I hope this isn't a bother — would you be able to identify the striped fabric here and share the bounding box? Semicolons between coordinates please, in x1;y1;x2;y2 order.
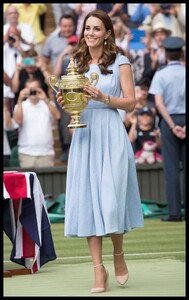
3;171;56;273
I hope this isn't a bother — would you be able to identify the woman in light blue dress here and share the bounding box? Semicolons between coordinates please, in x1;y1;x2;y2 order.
56;9;144;293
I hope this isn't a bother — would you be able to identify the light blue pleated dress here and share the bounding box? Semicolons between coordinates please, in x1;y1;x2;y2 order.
64;54;144;237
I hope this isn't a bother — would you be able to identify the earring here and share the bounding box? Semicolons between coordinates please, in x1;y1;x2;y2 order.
104;39;107;45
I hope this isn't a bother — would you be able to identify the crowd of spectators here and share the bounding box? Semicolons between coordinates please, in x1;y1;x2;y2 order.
3;3;185;168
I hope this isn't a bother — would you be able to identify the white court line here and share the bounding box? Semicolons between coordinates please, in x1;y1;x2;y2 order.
55;251;185;260
4;251;185;263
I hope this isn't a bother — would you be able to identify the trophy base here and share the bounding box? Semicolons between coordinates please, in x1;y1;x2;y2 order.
68;123;87;128
68;114;87;128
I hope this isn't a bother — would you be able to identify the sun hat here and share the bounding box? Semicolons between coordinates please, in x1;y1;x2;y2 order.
151;21;171;36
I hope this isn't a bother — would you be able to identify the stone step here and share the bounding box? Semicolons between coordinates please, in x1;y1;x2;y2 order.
44;4;56;36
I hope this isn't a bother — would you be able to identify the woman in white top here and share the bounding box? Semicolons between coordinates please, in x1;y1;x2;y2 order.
112;16;132;55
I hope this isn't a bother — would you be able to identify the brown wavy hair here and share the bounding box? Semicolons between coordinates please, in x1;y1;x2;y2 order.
73;9;120;75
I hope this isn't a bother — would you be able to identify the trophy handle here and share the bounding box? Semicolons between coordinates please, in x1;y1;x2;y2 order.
49;75;59;94
89;72;99;86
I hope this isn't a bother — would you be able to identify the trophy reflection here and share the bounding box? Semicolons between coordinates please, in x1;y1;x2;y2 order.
49;57;99;128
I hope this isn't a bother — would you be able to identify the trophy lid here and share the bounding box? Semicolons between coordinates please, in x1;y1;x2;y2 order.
59;56;88;88
66;57;79;76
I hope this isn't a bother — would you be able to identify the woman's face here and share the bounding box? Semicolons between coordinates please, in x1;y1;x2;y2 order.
113;20;122;37
84;16;110;49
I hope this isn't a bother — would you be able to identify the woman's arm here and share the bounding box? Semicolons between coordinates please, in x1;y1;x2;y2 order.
11;63;22;93
128;116;137;143
4;71;12;88
13;88;29;125
35;56;51;85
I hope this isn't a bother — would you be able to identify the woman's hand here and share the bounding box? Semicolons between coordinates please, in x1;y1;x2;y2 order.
18;88;30;102
36;88;47;101
83;82;103;101
56;91;65;109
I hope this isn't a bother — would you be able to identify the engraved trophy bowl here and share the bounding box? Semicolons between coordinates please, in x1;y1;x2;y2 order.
49;57;99;128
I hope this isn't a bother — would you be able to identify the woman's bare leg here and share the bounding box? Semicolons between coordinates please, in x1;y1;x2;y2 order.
87;236;107;289
110;233;128;276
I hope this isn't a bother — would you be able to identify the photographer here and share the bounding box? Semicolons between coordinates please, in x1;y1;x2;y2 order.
12;49;51;104
13;78;61;168
4;25;31;57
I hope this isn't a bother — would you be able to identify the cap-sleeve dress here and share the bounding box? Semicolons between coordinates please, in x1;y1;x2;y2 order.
64;54;144;237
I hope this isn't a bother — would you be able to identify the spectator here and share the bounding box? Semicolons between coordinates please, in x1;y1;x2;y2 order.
127;25;152;84
51;4;76;35
151;4;185;38
53;35;79;77
136;77;156;111
4;104;18;167
128;106;161;155
42;14;76;70
125;77;157;133
42;14;76;162
72;3;97;36
13;78;61;168
175;3;186;40
4;4;35;52
12;48;51;103
126;3;151;29
112;16;132;56
12;3;47;55
143;21;171;81
3;25;23;116
96;3;128;23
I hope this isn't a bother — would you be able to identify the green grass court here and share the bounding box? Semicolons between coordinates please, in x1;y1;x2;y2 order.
3;218;186;297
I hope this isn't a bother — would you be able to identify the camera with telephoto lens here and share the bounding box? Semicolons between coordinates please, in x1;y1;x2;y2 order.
8;34;16;42
29;89;37;96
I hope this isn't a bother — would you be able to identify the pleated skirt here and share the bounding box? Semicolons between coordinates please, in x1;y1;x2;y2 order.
64;107;144;237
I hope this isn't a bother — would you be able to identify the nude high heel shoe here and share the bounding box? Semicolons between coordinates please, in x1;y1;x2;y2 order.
114;251;129;285
91;264;109;293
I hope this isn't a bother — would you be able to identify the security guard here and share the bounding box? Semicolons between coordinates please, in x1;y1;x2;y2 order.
149;36;185;221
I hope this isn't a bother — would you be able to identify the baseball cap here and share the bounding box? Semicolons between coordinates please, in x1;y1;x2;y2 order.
67;35;79;44
137;106;153;116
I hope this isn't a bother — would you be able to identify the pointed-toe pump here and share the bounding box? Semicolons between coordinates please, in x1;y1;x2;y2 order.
114;251;129;285
91;264;109;293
